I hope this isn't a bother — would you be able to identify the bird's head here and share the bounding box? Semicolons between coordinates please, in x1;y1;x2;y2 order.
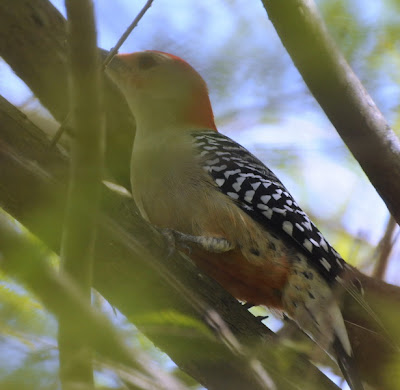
106;50;216;131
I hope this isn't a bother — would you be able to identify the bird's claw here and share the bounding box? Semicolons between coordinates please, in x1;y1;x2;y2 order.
159;228;193;257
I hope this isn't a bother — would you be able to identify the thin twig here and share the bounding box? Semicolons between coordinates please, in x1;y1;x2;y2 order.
50;111;71;147
373;215;397;280
50;0;154;148
102;0;154;69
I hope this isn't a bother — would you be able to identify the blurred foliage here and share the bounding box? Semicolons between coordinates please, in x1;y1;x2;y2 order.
1;0;400;389
0;275;58;389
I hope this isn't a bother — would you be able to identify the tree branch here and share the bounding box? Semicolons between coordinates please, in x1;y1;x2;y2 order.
0;210;192;390
57;0;105;388
52;0;154;147
1;0;400;388
373;216;397;280
101;0;154;68
261;0;400;225
0;94;340;390
0;210;168;387
0;0;134;189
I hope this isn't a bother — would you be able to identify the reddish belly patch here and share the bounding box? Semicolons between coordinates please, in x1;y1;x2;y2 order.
189;248;289;308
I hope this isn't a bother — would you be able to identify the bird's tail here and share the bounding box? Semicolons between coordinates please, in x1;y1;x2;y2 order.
333;337;364;390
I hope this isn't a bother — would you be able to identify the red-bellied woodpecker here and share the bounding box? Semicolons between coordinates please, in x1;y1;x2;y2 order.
106;50;364;390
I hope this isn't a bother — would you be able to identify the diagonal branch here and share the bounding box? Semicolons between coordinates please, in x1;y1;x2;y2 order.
373;216;397;280
0;94;340;390
0;0;134;189
51;0;154;147
101;0;154;68
0;210;191;390
0;210;166;387
261;0;400;224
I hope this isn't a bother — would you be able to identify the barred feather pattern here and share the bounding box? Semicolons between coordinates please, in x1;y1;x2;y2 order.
191;130;352;285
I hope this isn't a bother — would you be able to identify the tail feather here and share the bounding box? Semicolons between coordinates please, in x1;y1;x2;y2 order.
333;337;364;390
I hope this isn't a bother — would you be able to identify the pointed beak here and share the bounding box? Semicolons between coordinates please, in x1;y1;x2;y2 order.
104;52;144;92
105;54;128;78
104;55;136;93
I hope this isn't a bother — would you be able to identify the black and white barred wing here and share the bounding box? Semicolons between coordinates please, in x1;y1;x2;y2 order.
191;130;349;284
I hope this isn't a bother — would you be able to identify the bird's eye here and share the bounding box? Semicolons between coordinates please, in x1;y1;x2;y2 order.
137;54;158;70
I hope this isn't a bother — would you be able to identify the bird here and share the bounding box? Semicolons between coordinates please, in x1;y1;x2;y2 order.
105;50;364;390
